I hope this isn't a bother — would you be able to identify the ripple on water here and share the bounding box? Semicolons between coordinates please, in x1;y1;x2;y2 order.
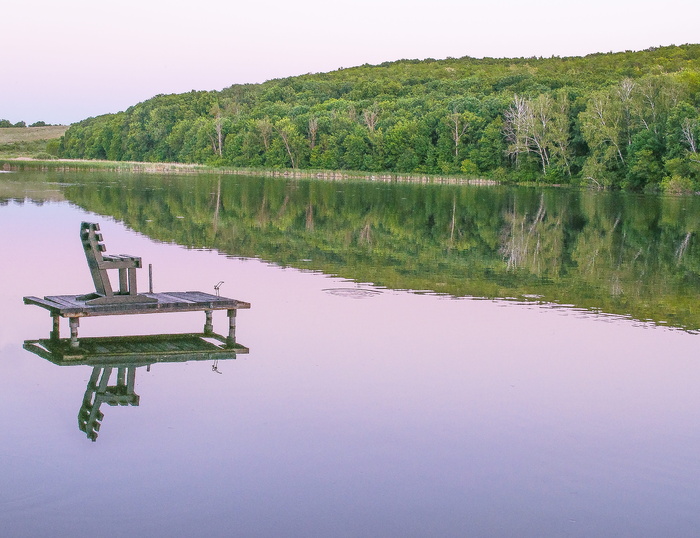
322;287;381;299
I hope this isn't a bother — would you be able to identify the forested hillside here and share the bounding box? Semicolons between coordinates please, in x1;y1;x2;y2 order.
59;45;700;191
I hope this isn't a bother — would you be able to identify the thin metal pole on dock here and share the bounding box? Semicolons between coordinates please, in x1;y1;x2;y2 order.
149;264;153;293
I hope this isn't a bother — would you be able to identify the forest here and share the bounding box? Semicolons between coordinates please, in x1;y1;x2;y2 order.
58;45;700;191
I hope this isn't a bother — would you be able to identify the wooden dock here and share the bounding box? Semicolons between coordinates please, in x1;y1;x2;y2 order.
23;291;251;348
23;221;251;350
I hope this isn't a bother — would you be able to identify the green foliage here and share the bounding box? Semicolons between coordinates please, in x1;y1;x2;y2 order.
660;174;696;194
45;139;60;156
625;130;665;190
58;45;700;189
0;140;52;158
32;151;56;160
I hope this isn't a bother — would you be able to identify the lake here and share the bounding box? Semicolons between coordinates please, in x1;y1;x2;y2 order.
2;169;700;537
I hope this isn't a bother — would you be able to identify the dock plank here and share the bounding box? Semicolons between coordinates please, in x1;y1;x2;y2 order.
170;291;220;302
152;292;198;305
45;295;88;308
25;291;250;318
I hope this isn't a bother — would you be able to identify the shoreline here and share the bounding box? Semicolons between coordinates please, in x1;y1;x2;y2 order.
0;157;500;186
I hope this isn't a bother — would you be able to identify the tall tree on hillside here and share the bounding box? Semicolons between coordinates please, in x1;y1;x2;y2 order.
549;91;572;176
579;86;628;186
630;75;681;135
274;118;304;168
504;92;572;176
256;117;274;151
362;103;379;133
209;99;241;158
210;103;224;157
504;95;546;173
446;107;478;159
308;116;319;150
682;118;698;158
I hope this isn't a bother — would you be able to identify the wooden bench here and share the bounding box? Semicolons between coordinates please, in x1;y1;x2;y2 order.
79;222;156;305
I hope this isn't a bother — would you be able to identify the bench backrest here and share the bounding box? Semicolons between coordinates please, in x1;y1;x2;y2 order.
80;222;113;296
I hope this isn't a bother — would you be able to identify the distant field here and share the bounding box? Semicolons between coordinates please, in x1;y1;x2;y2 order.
0;125;68;144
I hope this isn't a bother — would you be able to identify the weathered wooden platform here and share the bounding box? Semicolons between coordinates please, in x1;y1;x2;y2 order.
23;291;249;317
23;332;248;366
23;291;251;348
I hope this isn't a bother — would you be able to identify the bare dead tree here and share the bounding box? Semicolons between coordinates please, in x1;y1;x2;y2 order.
278;130;296;168
363;103;379;132
616;78;635;145
504;95;530;167
504;94;552;173
617;78;636;102
275;120;297;168
256;118;273;150
529;95;552;172
681;118;698;155
447;107;470;158
209;103;224;157
308;116;319;149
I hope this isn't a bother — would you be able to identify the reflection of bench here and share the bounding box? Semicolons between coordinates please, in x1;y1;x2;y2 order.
79;366;139;441
79;222;156;305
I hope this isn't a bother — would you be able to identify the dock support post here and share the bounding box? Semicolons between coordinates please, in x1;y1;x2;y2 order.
227;309;237;346
117;368;126;392
69;317;80;348
204;310;213;335
51;315;60;342
127;367;136;394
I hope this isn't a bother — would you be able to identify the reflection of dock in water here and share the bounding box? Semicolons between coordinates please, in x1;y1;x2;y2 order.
23;331;247;366
23;333;248;441
22;221;252;441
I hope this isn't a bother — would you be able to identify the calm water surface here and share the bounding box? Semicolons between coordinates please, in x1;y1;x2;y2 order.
2;170;700;537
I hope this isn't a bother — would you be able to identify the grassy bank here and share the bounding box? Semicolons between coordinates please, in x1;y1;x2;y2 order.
0;126;69;144
0;157;499;185
0;125;69;159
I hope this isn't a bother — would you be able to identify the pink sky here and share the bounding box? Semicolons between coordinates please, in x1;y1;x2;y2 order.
2;0;698;125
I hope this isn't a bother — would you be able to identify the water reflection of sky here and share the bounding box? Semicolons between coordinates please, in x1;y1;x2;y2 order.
2;192;700;536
